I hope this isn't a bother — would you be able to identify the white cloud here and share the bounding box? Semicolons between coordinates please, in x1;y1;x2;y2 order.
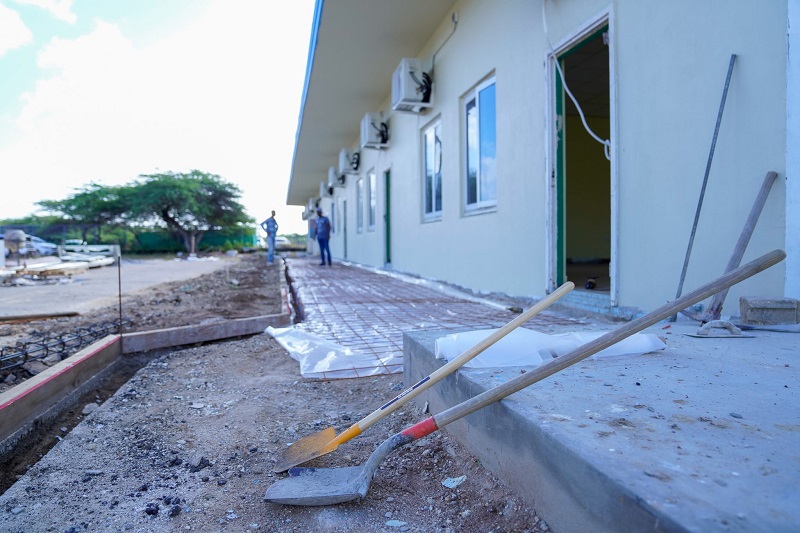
0;0;313;233
0;4;33;56
14;0;76;24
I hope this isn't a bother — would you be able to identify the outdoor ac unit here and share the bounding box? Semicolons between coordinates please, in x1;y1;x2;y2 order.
320;180;333;198
302;198;316;220
391;58;433;113
360;112;389;149
338;148;360;175
328;166;346;188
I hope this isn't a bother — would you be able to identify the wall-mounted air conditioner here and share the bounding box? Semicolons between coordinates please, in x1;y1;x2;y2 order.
320;180;333;198
360;112;389;149
338;148;360;175
302;198;316;220
392;58;433;113
328;166;346;188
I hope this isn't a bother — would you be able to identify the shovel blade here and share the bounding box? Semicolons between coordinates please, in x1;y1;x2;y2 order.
264;466;371;506
273;427;338;473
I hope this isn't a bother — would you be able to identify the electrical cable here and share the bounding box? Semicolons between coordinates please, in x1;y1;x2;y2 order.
542;0;611;161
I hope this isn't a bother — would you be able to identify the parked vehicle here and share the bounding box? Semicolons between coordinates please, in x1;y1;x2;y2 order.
28;236;58;256
0;233;58;257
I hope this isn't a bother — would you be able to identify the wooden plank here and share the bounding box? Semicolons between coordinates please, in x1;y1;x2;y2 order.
0;312;80;323
121;313;292;354
0;335;120;446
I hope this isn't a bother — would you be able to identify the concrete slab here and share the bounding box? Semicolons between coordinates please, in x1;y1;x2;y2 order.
0;335;121;455
404;322;799;533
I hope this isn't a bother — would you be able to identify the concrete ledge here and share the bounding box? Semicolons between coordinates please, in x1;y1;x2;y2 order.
403;328;799;533
121;312;291;354
0;335;121;455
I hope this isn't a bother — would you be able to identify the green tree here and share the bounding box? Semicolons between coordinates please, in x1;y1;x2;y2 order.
37;183;128;243
129;170;252;254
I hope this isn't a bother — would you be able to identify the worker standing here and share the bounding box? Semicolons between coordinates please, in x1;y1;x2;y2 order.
260;210;279;266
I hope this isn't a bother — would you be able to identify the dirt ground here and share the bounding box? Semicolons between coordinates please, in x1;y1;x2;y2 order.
0;253;549;532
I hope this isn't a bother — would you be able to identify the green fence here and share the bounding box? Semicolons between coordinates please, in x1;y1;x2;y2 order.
135;228;258;253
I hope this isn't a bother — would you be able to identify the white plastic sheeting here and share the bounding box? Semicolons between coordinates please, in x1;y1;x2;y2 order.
266;326;403;379
435;328;666;369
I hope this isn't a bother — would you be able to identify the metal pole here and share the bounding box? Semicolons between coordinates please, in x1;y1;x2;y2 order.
670;54;737;321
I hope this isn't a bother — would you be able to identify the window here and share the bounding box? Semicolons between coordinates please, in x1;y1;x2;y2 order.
367;170;377;230
465;77;496;211
356;178;364;233
423;119;442;220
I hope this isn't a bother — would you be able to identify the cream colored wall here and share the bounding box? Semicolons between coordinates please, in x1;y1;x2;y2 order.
614;0;787;311
383;0;550;296
325;0;789;314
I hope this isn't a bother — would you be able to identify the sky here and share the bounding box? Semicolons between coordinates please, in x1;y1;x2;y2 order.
0;0;316;235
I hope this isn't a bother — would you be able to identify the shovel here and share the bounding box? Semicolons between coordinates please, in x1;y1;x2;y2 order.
272;281;575;472
264;249;785;505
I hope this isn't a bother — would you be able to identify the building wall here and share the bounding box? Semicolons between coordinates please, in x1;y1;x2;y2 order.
614;0;787;311
324;0;789;314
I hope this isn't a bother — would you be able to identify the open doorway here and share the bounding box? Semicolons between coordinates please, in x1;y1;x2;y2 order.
551;22;612;295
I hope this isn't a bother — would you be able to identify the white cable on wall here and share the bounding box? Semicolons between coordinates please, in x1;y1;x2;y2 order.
542;0;611;161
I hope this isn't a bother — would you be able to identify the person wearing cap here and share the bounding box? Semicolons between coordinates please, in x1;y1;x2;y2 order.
315;208;332;266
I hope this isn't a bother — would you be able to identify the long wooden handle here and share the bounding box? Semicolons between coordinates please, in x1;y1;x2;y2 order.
701;171;777;321
433;249;785;429
356;282;575;431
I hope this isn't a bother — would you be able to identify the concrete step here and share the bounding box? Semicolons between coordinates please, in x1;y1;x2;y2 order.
403;324;798;533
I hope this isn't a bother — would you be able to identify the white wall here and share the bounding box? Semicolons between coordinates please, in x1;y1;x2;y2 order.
787;0;800;298
614;0;788;311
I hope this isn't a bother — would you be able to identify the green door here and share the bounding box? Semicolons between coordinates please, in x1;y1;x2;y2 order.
384;170;391;265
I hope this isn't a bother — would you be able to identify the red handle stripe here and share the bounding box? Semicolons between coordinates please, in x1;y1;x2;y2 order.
401;416;439;440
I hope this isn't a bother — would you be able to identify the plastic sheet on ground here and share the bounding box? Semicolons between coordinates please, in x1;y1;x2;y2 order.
266;326;403;379
435;328;666;369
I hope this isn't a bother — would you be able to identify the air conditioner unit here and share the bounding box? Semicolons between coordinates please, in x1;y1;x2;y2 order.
392;58;433;113
360;112;389;149
320;180;333;198
328;166;346;188
303;198;316;220
338;148;360;175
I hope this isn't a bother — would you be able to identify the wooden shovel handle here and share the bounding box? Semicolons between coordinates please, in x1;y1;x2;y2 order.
433;249;785;430
356;282;575;431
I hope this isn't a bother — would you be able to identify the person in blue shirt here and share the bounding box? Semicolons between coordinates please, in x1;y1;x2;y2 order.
315;208;332;266
260;210;278;265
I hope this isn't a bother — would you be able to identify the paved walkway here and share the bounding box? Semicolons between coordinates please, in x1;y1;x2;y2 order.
283;256;583;376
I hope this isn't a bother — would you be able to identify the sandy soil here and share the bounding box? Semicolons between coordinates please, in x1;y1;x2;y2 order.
0;253;549;532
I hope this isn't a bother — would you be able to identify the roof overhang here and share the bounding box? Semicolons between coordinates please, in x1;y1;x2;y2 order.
286;0;457;205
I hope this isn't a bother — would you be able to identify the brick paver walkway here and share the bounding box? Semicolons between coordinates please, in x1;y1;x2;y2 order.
283;257;582;378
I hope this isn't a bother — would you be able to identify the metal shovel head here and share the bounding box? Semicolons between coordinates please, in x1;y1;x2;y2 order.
264;465;371;506
273;427;337;473
266;430;408;506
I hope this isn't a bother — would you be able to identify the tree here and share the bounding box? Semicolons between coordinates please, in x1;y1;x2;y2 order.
37;183;128;243
129;170;252;254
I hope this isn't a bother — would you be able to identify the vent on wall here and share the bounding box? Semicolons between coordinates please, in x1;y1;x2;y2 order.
392;58;433;113
338;148;360;175
361;112;389;149
328;166;346;188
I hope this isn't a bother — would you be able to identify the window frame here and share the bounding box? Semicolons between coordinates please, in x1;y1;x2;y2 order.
463;76;497;214
367;169;377;231
422;118;443;222
356;177;364;233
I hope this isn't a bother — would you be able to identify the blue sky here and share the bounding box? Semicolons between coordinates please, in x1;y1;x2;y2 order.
0;0;315;234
